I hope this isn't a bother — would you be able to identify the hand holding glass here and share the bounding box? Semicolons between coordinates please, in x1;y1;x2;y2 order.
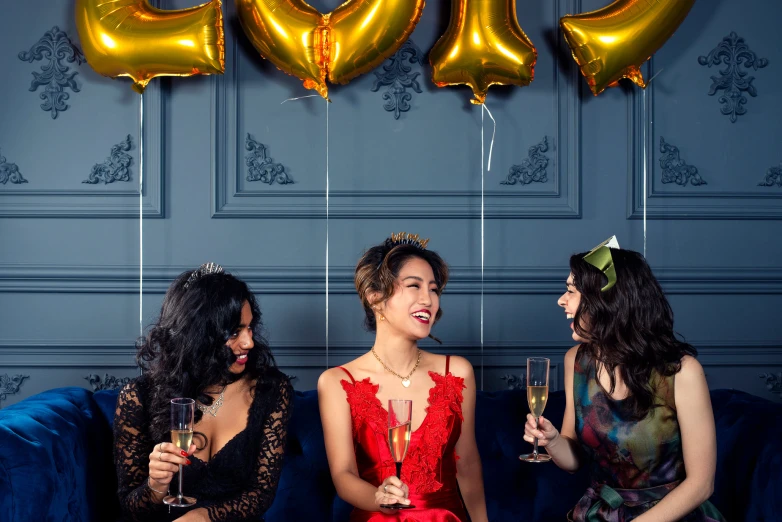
520;358;552;462
163;398;197;506
380;399;416;510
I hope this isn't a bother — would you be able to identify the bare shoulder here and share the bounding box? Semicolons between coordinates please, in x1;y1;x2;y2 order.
445;355;474;380
564;344;580;365
317;366;350;393
676;355;706;385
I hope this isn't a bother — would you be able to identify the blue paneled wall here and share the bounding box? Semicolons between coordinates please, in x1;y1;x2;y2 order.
1;0;780;407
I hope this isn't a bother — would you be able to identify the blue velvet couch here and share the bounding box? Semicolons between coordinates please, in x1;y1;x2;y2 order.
0;386;779;521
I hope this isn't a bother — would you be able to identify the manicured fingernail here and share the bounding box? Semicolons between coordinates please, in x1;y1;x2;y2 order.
180;450;188;456
185;459;191;465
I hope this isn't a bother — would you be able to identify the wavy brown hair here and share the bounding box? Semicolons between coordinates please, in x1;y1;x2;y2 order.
570;248;697;420
355;239;449;340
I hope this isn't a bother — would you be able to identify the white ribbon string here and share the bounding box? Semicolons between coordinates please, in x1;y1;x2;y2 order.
479;104;495;391
642;86;647;258
280;94;321;104
325;98;329;369
139;92;144;340
280;94;330;368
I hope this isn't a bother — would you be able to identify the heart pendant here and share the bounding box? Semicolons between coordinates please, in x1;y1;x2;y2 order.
401;379;411;388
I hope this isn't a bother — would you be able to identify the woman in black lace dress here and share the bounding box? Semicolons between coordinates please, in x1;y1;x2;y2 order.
114;263;292;522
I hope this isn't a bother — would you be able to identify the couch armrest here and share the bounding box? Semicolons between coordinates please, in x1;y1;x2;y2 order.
0;387;117;521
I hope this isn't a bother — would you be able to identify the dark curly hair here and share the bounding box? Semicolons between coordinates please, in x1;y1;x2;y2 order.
570;248;696;420
136;268;277;442
354;239;449;341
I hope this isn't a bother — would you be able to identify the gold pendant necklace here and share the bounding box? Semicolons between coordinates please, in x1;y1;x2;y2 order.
371;348;421;387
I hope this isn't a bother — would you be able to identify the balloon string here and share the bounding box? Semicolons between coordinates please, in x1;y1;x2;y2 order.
139;92;144;342
480;107;484;391
281;94;330;368
642;86;647;258
325;98;330;370
640;68;663;258
479;103;495;391
281;94;321;104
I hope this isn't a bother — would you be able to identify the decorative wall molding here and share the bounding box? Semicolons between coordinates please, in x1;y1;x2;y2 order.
211;0;580;219
1;342;778;397
628;61;782;219
18;26;85;119
0;374;29;404
759;164;782;187
659;137;706;187
502;137;550;186
0;85;164;217
1;264;781;295
501;374;526;390
85;373;133;391
0;149;27;185
245;134;293;185
371;40;424;120
697;32;769;123
759;372;782;399
83;135;133;184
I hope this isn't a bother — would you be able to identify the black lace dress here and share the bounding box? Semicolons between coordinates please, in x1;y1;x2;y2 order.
113;371;292;521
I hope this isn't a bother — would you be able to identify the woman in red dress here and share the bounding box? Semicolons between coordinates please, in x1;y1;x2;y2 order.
318;233;488;522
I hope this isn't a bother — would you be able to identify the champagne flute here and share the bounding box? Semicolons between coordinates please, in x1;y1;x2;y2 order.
379;399;416;510
163;398;197;507
520;357;552;463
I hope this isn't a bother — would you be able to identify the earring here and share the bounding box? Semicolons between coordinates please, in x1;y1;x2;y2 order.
379;314;385;321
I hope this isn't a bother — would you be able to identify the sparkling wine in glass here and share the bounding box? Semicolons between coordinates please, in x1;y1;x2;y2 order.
380;399;416;510
520;357;552;463
164;398;197;507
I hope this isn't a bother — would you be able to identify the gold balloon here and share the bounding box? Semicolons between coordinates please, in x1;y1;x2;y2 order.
235;0;425;99
75;0;225;94
560;0;696;96
430;0;537;105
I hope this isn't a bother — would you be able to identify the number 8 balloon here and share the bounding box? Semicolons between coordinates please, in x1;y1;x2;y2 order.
75;0;225;94
235;0;426;100
560;0;696;96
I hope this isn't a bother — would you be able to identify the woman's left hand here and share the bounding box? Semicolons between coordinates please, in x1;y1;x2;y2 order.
174;507;210;521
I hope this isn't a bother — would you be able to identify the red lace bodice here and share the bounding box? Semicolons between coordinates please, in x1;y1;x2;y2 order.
339;357;468;522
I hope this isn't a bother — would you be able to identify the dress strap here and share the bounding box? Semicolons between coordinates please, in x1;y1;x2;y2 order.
338;366;356;384
445;355;451;375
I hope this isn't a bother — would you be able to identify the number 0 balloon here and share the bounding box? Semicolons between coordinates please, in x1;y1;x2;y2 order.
560;0;696;96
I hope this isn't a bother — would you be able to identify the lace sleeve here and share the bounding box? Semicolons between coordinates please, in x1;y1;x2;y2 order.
114;381;167;520
205;378;293;522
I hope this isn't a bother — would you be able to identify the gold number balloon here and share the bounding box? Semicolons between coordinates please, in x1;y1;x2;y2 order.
429;0;537;105
75;0;225;94
235;0;425;99
560;0;696;96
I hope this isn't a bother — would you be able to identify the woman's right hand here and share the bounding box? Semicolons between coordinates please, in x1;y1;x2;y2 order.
375;475;410;513
147;442;195;493
523;414;560;448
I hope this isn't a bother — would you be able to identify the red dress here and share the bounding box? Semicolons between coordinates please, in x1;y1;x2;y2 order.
339;356;468;522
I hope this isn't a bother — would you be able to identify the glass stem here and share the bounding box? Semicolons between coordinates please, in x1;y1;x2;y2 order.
533;417;540;460
395;461;402;479
178;462;183;499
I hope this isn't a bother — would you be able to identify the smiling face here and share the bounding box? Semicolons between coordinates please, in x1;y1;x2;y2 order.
557;273;587;342
226;300;254;374
376;257;440;341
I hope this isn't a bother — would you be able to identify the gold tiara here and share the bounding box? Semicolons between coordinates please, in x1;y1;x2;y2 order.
387;232;430;250
377;232;430;269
